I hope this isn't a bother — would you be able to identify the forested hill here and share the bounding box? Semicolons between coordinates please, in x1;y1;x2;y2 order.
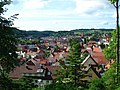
12;28;113;38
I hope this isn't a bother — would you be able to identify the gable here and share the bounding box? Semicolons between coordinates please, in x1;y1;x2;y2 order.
81;67;100;82
81;55;98;71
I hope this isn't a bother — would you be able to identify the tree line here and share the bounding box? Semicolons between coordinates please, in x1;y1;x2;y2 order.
12;28;113;38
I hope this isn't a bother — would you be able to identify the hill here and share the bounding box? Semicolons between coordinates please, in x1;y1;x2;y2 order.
12;28;113;38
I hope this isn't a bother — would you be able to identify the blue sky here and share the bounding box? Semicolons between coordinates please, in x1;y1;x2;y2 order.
4;0;117;31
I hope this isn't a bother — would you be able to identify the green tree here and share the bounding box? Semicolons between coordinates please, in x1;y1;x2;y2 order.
58;38;85;86
0;71;13;90
102;64;117;90
67;38;82;85
89;78;106;90
104;30;116;60
89;63;119;90
0;0;20;73
44;83;82;90
12;77;36;90
109;0;120;83
0;0;20;89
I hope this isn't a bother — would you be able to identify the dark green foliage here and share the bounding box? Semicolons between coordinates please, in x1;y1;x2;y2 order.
13;28;55;38
104;30;116;60
0;71;13;90
89;78;106;90
56;38;86;87
52;31;74;37
116;87;120;90
12;28;113;38
65;38;82;84
0;72;34;90
0;0;11;14
87;30;107;42
17;38;41;44
0;26;20;73
100;29;120;89
68;38;82;65
0;1;24;90
44;83;86;90
11;77;36;90
102;64;120;90
98;28;120;90
0;0;20;73
91;63;120;90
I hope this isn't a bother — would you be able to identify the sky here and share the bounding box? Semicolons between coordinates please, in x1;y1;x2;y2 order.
4;0;117;31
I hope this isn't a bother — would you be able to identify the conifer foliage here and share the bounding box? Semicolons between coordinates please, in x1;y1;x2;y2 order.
57;38;85;87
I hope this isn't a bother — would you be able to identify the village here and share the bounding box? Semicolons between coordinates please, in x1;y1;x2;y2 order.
0;0;120;90
9;32;113;87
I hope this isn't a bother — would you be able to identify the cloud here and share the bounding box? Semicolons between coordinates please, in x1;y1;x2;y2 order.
100;21;109;25
22;0;49;10
18;9;77;20
11;0;51;10
15;0;75;19
5;0;116;31
74;0;113;15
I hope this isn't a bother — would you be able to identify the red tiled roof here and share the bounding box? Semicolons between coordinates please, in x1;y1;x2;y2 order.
10;65;39;79
39;60;48;65
92;48;108;65
93;48;101;52
30;58;49;65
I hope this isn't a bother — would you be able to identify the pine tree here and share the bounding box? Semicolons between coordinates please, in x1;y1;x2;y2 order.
66;38;84;86
57;38;85;86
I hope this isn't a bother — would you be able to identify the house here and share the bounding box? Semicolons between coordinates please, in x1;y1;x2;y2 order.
80;55;100;82
10;61;61;86
9;64;38;80
84;46;108;66
80;65;101;82
92;47;108;65
98;36;111;46
81;55;98;71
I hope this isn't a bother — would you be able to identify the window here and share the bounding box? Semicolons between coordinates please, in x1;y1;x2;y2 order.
89;73;92;78
47;72;51;75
